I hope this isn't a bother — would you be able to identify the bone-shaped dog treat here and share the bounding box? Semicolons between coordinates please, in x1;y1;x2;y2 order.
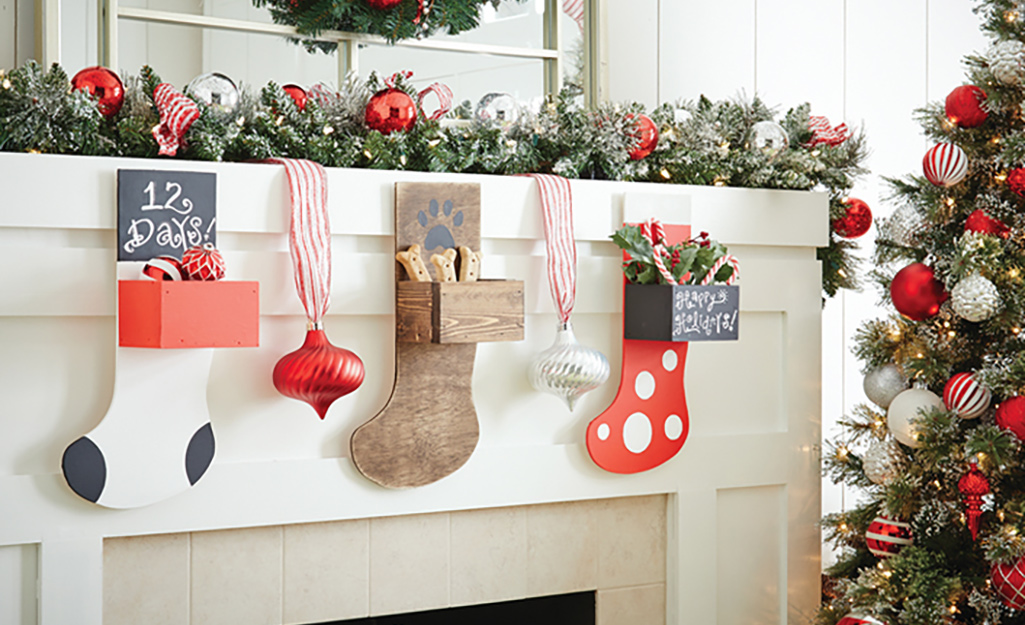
430;248;458;282
458;246;483;282
396;244;431;282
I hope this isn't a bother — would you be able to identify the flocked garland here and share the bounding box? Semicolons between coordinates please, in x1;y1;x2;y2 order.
0;60;869;297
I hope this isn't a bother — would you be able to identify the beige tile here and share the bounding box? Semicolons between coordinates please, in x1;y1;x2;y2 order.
597;495;667;588
450;506;528;607
526;500;599;596
283;520;370;625
104;533;189;625
597;584;666;625
191;526;283;625
369;512;450;615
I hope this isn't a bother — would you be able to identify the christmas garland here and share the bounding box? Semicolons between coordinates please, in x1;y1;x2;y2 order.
0;60;869;297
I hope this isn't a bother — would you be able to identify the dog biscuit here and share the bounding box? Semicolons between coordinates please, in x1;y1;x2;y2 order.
458;246;483;282
396;244;431;282
430;248;458;282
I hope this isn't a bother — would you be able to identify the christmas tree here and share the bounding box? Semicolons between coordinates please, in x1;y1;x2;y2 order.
821;2;1025;623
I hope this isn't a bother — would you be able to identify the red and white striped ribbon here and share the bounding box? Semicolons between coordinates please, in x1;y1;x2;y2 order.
563;0;584;31
152;83;200;156
265;158;332;325
308;83;339;107
417;82;454;120
385;71;414;88
528;174;577;324
806;115;850;147
700;254;740;286
640;218;677;285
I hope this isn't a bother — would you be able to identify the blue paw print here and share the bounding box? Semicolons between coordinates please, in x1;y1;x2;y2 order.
418;199;464;251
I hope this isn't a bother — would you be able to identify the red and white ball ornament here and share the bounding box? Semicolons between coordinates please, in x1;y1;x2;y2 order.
965;209;1010;238
945;85;988;128
922;143;968;187
627;114;659;161
71;66;125;119
865;515;913;559
365;88;417;134
943;372;991;419
837;614;887;625
993;557;1025;610
890;263;948;321
181;243;226;281
832;197;873;239
996;396;1025;442
888;388;944;448
141;255;184;281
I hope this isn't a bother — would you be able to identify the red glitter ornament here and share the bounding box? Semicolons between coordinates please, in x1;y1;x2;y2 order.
832;197;873;238
993;557;1025;610
1008;168;1025;197
365;88;417;134
958;462;990;541
273;329;365;419
71;66;125;118
627;114;658;160
366;0;403;8
865;515;913;559
996;396;1025;441
890;263;948;321
945;85;988;128
182;243;226;281
283;84;308;111
965;209;1010;238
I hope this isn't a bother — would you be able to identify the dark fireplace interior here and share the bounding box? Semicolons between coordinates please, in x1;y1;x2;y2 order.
319;591;596;625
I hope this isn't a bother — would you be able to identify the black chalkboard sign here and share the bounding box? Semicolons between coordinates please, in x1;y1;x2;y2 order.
624;284;740;342
117;169;217;261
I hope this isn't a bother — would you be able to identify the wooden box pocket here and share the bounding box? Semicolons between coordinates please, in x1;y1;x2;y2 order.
623;283;739;342
396;280;524;344
118;280;260;348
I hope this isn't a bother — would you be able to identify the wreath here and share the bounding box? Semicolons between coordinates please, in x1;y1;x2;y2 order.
254;0;525;47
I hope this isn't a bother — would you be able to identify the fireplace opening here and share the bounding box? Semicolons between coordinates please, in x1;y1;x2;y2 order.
316;591;596;625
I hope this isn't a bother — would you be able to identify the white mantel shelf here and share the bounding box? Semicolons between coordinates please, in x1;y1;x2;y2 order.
0;152;826;625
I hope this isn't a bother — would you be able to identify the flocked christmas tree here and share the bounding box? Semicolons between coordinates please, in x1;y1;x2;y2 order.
820;1;1025;623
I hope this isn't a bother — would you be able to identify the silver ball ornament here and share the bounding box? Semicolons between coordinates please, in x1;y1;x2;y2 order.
748;121;789;157
475;92;521;127
884;204;927;247
989;40;1025;85
863;437;904;485
864;364;908;409
186;72;240;115
528;321;610;411
951;272;1001;322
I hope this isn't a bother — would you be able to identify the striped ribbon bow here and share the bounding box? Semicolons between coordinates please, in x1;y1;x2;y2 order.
806;115;850;147
264;158;332;325
527;174;577;324
152;83;199;157
417;82;454;121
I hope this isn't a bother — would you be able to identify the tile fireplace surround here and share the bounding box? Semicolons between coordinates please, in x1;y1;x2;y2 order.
0;153;825;625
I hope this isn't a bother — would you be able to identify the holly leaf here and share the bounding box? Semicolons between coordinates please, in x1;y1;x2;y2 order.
672;246;698;281
610;225;654;262
635;264;659;284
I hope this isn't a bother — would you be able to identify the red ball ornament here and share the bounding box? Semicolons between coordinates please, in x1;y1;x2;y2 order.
965;209;1010;238
365;0;403;8
142;255;184;281
890;263;948;320
996;396;1025;441
182;243;226;281
365;88;417;134
832;197;873;238
922;143;968;187
1008;168;1025;197
273;329;365;419
943;372;991;419
993;557;1025;610
627;114;659;160
865;515;913;559
959;463;991;541
837;616;887;625
945;85;988;128
71;66;125;118
283;84;308;111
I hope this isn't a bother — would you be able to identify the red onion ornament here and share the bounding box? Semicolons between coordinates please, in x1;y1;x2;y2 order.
365;88;417;134
945;85;988;128
832;197;873;239
958;461;990;541
273;327;365;420
890;263;948;321
627;114;658;160
71;66;125;118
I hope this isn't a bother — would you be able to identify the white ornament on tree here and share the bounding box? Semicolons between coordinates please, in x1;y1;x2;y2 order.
863;437;904;485
887;388;944;448
989;40;1025;85
863;363;908;409
951;272;1001;322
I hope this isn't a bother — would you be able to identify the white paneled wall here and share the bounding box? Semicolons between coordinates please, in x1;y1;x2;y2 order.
0;0;33;69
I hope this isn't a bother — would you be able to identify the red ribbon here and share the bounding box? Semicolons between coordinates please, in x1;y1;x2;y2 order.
806;115;850;147
152;83;199;156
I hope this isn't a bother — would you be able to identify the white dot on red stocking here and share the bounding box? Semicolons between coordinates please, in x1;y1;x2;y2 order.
597;423;610;440
665;414;684;440
634;371;655;400
623;412;652;453
662;350;678;371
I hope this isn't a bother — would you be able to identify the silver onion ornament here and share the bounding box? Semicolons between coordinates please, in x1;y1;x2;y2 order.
863;437;904;485
186;72;240;115
528;321;610;411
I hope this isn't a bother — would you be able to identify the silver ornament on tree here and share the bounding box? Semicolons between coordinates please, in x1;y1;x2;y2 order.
475;92;521;127
863;437;904;485
884;204;927;247
186;72;240;115
988;40;1025;85
747;121;789;157
951;272;1001;322
529;321;610;410
864;363;908;409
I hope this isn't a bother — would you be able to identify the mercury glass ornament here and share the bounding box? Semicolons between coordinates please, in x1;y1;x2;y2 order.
885;204;927;247
747;121;789;157
475;92;521;127
863;437;904;485
864;363;908;409
951;272;1001;322
989;40;1025;85
528;321;610;411
186;72;240;115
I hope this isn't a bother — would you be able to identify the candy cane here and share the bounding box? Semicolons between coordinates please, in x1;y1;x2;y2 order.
701;254;740;285
639;218;677;285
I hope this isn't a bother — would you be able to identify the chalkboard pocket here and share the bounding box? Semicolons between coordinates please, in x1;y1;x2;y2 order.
118;281;260;348
623;283;739;342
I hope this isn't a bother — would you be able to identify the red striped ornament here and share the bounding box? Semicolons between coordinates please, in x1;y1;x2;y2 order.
865;515;913;558
993;557;1025;610
182;244;226;281
922;143;968;187
806;115;850;147
141;255;184;281
152;83;200;157
943;372;991;419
